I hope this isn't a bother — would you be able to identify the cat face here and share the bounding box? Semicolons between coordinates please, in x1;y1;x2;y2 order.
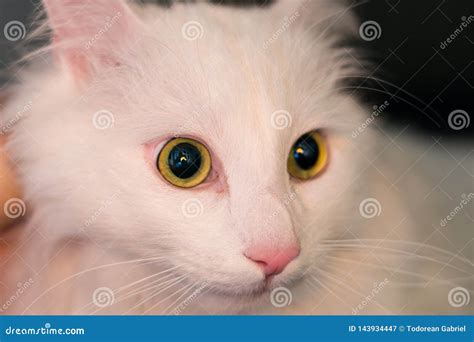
9;0;371;300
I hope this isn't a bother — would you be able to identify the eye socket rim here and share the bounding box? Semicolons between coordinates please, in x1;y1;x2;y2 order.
287;131;328;180
157;137;212;188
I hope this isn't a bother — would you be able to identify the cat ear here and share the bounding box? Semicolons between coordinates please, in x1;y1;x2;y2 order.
43;0;141;80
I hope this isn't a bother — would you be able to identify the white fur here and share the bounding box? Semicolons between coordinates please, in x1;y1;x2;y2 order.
1;1;469;315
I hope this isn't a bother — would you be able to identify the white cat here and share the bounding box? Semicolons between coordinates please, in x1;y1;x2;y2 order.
0;0;471;315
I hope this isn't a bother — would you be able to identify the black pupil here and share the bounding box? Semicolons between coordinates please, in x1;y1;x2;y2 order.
168;142;202;179
293;134;320;170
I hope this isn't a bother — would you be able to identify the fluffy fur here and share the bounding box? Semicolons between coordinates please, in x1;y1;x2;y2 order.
0;0;471;315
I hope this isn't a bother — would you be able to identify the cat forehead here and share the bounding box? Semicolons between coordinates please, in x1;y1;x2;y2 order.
113;4;358;140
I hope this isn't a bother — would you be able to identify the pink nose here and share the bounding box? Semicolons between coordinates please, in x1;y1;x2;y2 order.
245;245;300;277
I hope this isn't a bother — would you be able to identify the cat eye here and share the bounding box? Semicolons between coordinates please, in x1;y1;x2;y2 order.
287;131;328;180
157;138;212;188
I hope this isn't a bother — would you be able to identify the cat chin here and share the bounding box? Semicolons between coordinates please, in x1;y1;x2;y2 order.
196;268;306;300
188;274;308;314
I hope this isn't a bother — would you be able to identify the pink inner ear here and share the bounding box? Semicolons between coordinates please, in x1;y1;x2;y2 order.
43;0;139;79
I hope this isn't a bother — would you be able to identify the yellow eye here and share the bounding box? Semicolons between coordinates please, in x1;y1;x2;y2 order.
287;131;328;180
157;138;212;188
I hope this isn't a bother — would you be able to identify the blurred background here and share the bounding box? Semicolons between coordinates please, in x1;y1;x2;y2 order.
352;0;474;139
0;0;473;138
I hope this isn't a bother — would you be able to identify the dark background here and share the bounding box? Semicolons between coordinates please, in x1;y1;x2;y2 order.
1;0;473;139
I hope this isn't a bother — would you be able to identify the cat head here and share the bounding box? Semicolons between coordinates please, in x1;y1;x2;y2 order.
5;0;372;300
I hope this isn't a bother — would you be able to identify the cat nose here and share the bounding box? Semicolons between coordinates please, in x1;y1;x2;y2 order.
244;245;300;277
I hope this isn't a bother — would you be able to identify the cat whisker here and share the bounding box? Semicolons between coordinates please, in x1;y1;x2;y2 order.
322;239;473;266
315;268;393;314
306;275;358;312
123;274;189;314
334;85;443;125
115;265;181;294
338;74;443;117
324;256;473;288
85;274;188;315
22;256;169;314
146;282;198;315
303;267;355;313
114;272;183;305
316;245;472;275
162;282;199;315
321;239;474;267
72;266;182;314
